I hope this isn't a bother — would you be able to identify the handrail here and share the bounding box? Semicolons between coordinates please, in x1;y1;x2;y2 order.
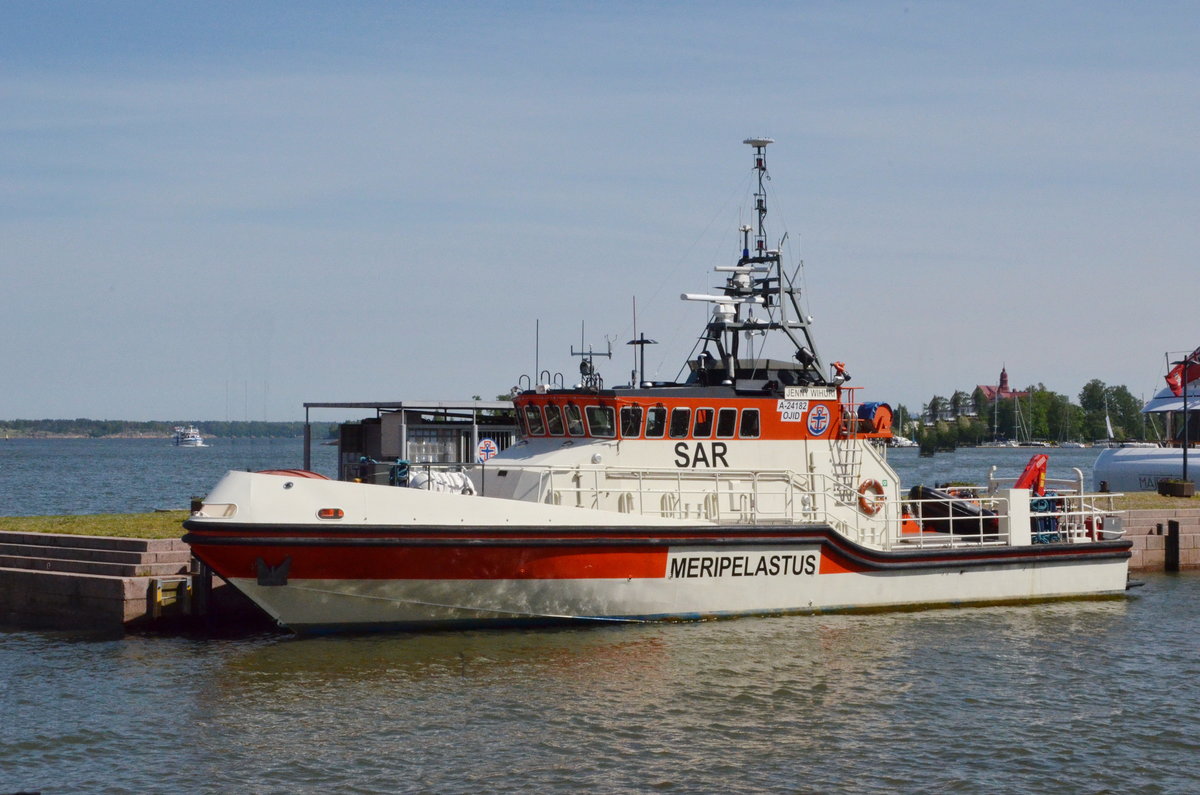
397;461;1123;551
986;465;1089;495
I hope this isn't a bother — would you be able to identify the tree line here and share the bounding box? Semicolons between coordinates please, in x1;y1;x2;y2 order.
0;419;337;439
894;379;1156;451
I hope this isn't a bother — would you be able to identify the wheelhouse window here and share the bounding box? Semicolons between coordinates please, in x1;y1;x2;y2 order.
669;408;691;439
739;408;760;438
645;406;667;438
544;404;565;436
585;405;616;438
716;407;738;438
620;406;643;438
693;408;714;438
523;404;546;436
564;404;585;436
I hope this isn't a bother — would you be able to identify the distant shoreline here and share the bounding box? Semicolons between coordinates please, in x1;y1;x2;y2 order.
1;432;169;439
0;419;332;440
0;432;304;440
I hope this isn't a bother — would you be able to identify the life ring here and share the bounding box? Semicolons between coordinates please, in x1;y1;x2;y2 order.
857;479;885;515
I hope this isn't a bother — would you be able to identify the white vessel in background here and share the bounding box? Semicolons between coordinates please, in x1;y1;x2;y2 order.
1094;354;1200;491
173;425;207;447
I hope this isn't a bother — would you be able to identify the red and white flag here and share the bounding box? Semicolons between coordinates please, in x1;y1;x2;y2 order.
1165;346;1200;397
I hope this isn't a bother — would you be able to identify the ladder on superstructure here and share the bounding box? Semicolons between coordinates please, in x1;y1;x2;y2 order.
830;438;862;504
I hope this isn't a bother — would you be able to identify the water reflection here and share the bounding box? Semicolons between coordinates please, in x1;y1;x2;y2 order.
7;578;1200;794
213;626;673;687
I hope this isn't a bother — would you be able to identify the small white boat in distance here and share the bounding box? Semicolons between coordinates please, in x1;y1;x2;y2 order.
173;425;207;447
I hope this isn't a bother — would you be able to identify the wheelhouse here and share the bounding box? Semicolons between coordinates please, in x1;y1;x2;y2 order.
511;389;892;443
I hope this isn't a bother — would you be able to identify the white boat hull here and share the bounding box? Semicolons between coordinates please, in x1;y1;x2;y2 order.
225;555;1128;633
1093;446;1192;491
184;470;1131;633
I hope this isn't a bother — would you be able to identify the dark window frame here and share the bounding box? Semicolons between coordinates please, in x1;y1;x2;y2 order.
645;406;667;438
544;404;565;436
585;405;616;438
523;404;546;436
716;407;738;438
564;403;585;436
620;405;644;438
669;407;692;439
739;408;760;438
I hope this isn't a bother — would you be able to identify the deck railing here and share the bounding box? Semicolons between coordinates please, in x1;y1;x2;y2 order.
394;461;1124;552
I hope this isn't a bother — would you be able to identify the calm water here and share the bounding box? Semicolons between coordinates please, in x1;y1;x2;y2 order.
0;437;1098;517
0;437;338;516
2;576;1198;793
5;441;1195;793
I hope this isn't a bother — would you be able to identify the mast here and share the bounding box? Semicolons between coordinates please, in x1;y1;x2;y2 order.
682;138;835;387
570;322;612;391
626;296;658;387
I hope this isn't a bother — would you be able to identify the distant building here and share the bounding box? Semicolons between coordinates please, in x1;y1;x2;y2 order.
976;366;1029;402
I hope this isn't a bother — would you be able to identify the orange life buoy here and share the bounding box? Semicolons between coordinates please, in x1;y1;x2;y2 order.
857;479;885;515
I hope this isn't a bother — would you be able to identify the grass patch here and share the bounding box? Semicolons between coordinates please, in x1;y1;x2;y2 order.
0;511;189;539
1113;493;1198;511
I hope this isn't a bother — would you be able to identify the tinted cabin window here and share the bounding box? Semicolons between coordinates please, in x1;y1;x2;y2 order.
564;404;584;436
544;404;565;436
585;405;616;438
645;407;667;438
523;404;546;436
515;407;529;436
740;408;760;438
716;408;738;438
669;408;691;439
693;408;714;438
620;406;643;438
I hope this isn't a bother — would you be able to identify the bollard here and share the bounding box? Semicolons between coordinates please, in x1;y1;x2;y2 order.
1166;520;1180;572
191;558;213;619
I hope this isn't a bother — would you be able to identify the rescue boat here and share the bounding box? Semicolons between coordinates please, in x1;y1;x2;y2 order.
183;139;1131;634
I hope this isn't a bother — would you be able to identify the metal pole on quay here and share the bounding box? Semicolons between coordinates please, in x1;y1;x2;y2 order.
1172;357;1193;484
1184;361;1191;484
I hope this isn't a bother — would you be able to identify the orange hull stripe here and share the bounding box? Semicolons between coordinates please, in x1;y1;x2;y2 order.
198;544;669;581
818;548;864;574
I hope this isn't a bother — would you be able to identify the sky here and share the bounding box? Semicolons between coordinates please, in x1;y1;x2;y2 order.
3;1;1198;422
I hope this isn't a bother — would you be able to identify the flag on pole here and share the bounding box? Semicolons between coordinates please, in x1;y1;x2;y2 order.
1165;346;1200;397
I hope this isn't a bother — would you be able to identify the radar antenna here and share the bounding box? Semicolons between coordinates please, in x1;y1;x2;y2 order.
570;322;613;391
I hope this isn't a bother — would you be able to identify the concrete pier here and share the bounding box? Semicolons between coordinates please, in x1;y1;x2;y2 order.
1120;508;1200;571
0;530;268;632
